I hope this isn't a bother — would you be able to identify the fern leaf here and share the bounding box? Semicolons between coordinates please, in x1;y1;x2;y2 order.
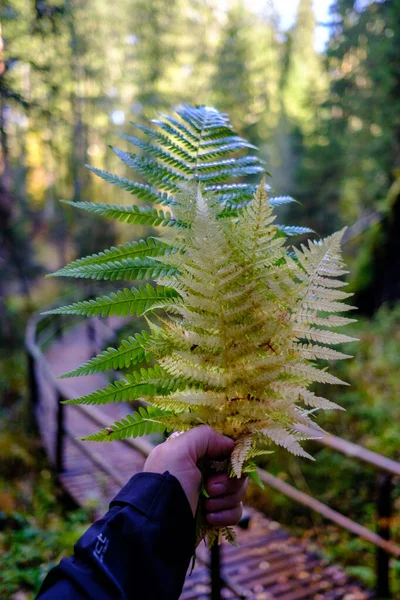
293;326;358;345
63;365;178;406
221;527;238;546
295;343;352;361
81;406;172;442
230;435;253;477
304;299;356;313
131;123;196;162
49;238;173;278
242;462;265;488
196;165;264;183
269;196;298;207
199;135;256;149
195;156;263;173
52;106;357;482
49;257;178;282
157;113;200;144
287;363;349;386
113;148;187;187
43;285;180;317
61;201;178;227
261;427;315;460
299;389;344;411
59;332;152;378
119;135;195;175
278;225;314;237
198;141;256;159
151;119;198;152
86;165;174;205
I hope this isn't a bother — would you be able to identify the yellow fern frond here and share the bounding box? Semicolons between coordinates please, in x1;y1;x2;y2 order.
230;435;253;477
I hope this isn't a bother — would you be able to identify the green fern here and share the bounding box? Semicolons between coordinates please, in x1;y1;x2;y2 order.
44;284;180;317
59;332;152;378
49;105;357;547
81;406;174;442
63;365;179;406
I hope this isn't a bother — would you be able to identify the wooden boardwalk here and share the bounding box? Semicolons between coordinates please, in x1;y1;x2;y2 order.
28;316;372;600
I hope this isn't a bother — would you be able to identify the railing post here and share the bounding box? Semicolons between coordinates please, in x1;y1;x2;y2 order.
376;473;393;598
56;393;65;473
210;540;222;600
27;351;38;407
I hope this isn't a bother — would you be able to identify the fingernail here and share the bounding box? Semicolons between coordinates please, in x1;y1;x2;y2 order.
210;483;226;496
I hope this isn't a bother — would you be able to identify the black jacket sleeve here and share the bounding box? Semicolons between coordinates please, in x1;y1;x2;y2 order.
36;472;195;600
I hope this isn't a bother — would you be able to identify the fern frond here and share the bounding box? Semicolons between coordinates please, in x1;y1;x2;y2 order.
61;201;178;227
131;123;196;162
81;406;172;442
112;149;186;189
199;136;256;150
160;354;225;389
269;382;344;411
52;105;357;494
154;389;226;407
119;134;194;175
287;363;349;386
151;118;198;151
43;285;180;317
245;447;274;460
63;365;178;406
86;165;174;205
230;435;253;477
49;257;178;282
49;239;172;278
221;527;238;546
260;427;315;460
295;343;352;361
278;225;314;237
59;332;152;378
293;326;358;347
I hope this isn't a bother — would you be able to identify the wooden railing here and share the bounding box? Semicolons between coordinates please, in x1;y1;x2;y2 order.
26;311;400;599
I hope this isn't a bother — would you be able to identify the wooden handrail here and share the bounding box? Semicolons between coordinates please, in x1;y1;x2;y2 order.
296;424;400;477
257;469;400;558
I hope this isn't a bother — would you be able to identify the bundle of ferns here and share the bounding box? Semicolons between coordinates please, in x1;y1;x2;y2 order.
47;105;356;544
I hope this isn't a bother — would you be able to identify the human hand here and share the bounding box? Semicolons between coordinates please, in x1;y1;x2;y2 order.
143;426;248;524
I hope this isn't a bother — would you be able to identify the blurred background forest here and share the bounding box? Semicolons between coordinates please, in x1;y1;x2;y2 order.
1;0;400;597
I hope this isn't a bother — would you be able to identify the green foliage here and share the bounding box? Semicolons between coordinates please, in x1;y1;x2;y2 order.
282;0;327;134
1;508;88;600
0;393;90;600
61;201;178;227
63;364;179;406
60;331;152;378
44;285;180;318
51;106;356;497
81;405;173;442
327;304;400;453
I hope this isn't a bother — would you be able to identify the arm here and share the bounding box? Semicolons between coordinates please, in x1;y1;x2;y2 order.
36;426;247;600
37;471;194;600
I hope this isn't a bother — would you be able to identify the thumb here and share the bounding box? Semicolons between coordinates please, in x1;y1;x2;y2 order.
184;425;234;462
